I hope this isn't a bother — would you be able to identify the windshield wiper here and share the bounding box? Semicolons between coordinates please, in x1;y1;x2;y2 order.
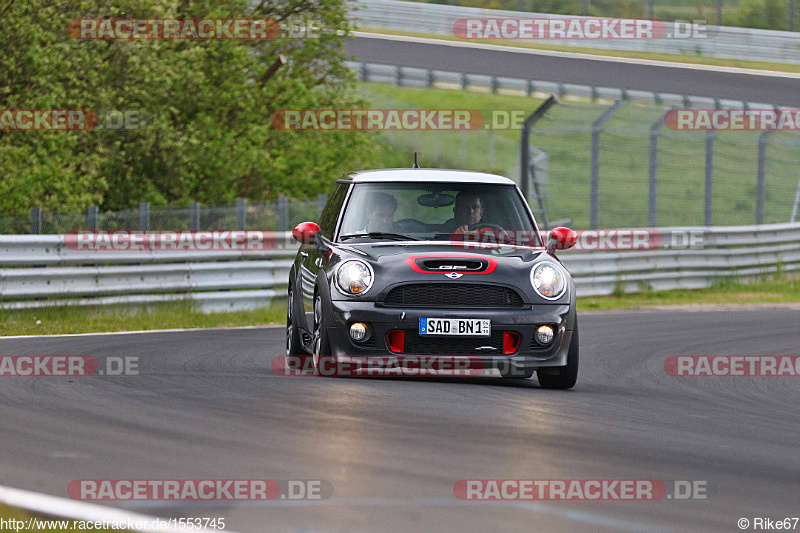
340;232;420;241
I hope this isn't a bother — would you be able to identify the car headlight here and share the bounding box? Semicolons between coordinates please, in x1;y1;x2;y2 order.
336;260;374;296
530;261;567;300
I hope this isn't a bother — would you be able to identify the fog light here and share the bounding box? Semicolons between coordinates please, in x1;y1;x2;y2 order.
536;325;555;344
349;322;368;341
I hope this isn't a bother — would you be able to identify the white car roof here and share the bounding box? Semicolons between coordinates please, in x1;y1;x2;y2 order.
342;168;516;185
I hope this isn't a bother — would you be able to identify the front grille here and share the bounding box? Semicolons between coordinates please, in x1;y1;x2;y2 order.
383;284;524;308
401;329;505;355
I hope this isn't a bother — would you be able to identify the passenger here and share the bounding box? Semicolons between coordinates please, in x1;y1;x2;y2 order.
356;192;398;233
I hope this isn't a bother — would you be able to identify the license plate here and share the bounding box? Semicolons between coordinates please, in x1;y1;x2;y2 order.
419;318;491;337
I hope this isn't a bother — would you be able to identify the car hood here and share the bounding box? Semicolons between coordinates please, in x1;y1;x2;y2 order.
326;240;572;305
338;241;549;263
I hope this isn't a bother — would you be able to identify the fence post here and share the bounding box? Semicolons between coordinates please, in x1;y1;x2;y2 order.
139;202;150;231
590;100;626;229
461;72;467;90
236;197;247;230
791;176;800;223
278;194;289;231
317;193;328;218
427;69;434;88
31;207;42;235
704;131;714;226
360;63;368;82
519;96;558;203
648;112;668;227
190;201;200;230
394;65;402;86
87;205;99;231
789;0;795;31
757;130;775;225
491;76;499;94
488;130;495;169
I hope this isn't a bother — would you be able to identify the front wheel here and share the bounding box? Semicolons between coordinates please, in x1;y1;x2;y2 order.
286;287;304;356
537;321;579;390
312;294;336;376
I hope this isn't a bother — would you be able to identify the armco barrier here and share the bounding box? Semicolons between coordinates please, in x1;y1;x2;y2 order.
354;0;800;65
0;224;798;311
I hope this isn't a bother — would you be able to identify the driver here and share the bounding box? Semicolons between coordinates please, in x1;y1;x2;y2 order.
356;192;398;233
443;191;485;232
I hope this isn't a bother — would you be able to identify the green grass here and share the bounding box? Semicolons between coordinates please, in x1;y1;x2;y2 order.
362;82;800;228
0;504;122;531
0;301;286;337
358;27;800;74
578;274;800;310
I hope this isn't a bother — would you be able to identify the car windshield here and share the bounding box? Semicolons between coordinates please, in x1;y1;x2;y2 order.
337;182;540;245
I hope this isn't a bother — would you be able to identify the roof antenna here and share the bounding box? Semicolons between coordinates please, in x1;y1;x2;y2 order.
412;152;420;169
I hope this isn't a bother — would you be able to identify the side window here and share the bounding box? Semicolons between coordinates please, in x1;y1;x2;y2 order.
318;183;349;239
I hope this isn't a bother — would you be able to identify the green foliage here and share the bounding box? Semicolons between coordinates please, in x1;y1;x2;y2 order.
730;0;791;29
0;0;383;213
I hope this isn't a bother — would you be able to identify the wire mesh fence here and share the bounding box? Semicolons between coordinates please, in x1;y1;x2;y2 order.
528;99;800;229
0;198;325;235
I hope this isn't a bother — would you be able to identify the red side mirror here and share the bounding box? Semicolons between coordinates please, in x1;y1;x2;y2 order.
547;227;577;251
292;221;321;245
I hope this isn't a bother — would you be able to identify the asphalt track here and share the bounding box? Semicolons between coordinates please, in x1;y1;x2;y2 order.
346;33;800;107
1;308;799;531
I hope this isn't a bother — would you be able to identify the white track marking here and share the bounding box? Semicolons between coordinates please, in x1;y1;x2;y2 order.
0;325;277;340
0;484;234;532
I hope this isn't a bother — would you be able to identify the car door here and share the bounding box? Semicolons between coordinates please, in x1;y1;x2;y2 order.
300;183;350;328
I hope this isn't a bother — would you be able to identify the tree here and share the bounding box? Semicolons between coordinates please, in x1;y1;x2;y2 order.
0;0;378;213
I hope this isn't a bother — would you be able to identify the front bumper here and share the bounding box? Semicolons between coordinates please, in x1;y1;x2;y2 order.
325;300;574;370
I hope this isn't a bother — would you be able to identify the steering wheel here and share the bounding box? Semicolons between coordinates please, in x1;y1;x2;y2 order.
468;222;505;232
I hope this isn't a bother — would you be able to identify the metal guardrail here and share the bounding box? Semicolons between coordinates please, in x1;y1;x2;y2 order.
1;223;799;310
354;0;800;64
0;232;299;312
350;60;785;110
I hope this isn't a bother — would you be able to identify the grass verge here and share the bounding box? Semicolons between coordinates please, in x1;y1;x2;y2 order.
362;82;800;228
0;301;285;337
357;27;800;74
578;274;800;310
0;277;797;337
0;504;121;531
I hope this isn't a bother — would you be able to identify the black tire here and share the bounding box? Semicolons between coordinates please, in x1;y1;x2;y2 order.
537;320;579;390
312;294;336;376
286;287;304;356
